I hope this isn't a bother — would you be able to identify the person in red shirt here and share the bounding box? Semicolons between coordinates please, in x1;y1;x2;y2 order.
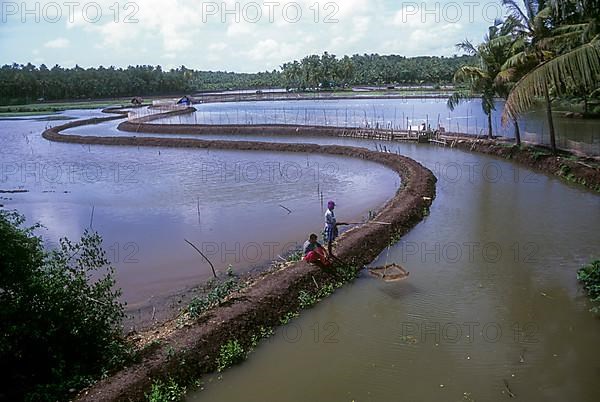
303;233;332;267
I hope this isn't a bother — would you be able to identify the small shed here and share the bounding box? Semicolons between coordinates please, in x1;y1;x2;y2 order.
131;97;143;107
177;96;192;106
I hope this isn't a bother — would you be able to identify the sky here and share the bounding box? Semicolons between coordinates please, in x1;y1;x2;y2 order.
0;0;508;72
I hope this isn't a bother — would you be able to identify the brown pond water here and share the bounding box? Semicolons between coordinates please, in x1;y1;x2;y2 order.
3;108;599;401
180;135;600;401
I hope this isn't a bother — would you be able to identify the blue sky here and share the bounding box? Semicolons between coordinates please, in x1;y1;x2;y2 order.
1;0;507;72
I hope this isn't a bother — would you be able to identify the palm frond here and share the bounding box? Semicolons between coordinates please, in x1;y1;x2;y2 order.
454;66;488;82
489;34;516;49
495;68;517;84
456;40;478;55
503;39;600;122
502;51;530;69
500;16;522;35
535;5;553;20
552;23;590;35
447;90;472;111
539;32;586;50
502;0;530;26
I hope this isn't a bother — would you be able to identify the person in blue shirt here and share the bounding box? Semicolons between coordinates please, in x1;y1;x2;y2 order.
324;200;346;255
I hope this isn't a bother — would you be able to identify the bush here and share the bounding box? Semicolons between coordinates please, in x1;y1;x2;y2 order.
0;211;127;401
577;260;600;314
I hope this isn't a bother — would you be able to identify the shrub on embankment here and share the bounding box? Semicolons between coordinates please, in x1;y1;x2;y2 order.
578;259;600;315
0;211;128;401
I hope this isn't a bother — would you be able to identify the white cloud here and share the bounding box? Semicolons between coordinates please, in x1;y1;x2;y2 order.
209;43;228;51
4;0;501;71
382;23;464;55
44;38;70;48
226;21;254;37
242;38;302;70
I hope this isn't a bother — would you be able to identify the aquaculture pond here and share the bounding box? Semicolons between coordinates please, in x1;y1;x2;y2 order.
0;110;398;321
148;98;600;154
170;132;599;401
3;103;599;402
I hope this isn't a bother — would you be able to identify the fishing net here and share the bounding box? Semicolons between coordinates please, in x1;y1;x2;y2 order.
368;264;410;282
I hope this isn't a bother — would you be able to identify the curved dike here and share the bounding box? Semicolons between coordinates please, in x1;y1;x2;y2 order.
42;109;436;401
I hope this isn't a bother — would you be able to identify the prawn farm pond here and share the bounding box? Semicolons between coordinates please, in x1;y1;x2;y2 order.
2;104;599;402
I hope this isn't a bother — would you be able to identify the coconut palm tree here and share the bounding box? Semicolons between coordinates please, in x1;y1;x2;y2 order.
500;0;600;153
448;21;517;140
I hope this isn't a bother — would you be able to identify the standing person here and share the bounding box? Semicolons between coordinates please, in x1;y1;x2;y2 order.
324;200;338;255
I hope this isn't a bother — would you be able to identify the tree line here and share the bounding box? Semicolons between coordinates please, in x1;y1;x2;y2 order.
0;54;475;105
280;53;475;89
0;64;280;105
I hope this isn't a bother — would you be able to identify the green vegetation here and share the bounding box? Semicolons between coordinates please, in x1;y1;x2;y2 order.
250;326;275;349
0;64;279;105
0;110;61;117
529;147;553;161
286;249;304;262
0;100;128;114
448;20;521;141
446;0;600;152
281;53;475;89
279;311;301;325
577;260;600;314
298;283;337;309
0;210;128;401
216;340;246;372
297;264;359;310
181;271;241;322
146;378;186;402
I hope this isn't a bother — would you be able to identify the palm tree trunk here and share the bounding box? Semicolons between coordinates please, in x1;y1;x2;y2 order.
544;81;557;154
513;118;521;146
487;112;493;139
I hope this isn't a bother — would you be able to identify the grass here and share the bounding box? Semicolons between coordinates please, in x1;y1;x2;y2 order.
180;273;241;323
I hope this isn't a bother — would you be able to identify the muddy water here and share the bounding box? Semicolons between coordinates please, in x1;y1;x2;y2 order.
0;111;398;314
185;136;600;401
3;107;599;400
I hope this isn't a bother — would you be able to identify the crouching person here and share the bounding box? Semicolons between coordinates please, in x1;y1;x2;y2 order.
303;233;332;267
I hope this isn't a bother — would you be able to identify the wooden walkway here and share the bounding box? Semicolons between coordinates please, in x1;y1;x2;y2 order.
338;127;449;146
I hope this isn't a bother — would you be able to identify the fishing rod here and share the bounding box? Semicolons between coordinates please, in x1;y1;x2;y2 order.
337;221;392;226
